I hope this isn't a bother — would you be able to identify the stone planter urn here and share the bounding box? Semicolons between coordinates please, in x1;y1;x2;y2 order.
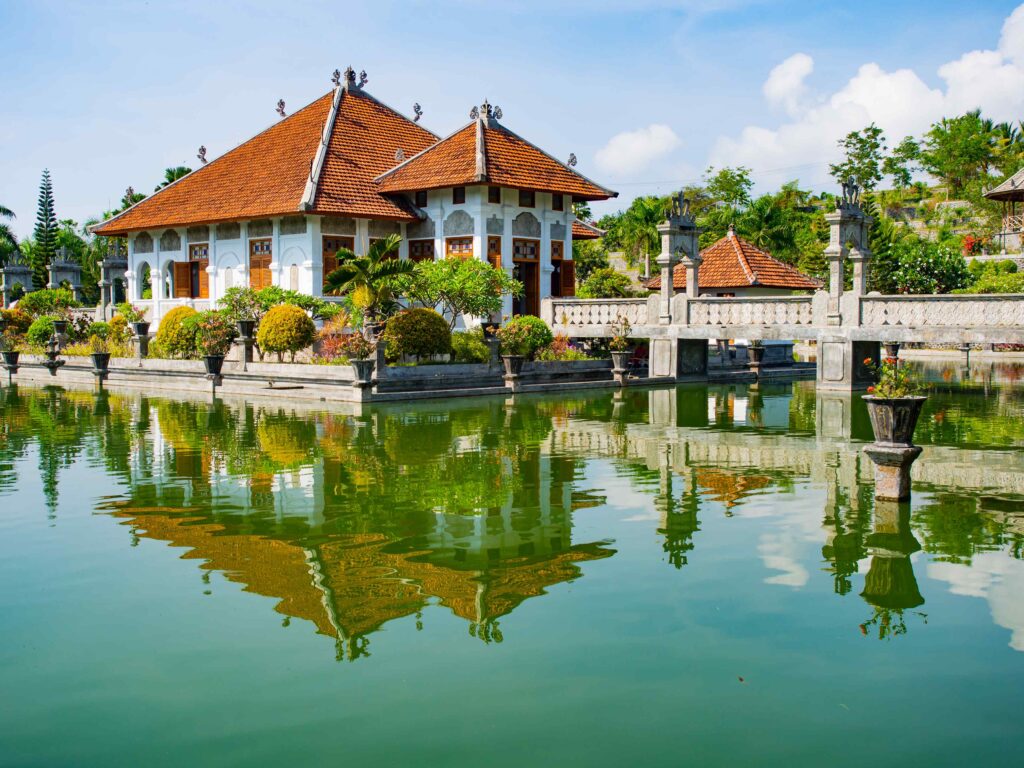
130;321;151;338
90;352;111;379
502;354;525;377
203;354;226;377
351;358;376;385
610;350;630;386
863;395;928;501
1;350;20;374
52;319;69;336
748;344;766;365
236;319;256;339
863;396;927;447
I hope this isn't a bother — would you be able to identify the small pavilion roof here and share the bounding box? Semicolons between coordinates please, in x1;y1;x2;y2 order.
984;167;1024;202
572;219;605;240
375;106;616;201
646;229;822;291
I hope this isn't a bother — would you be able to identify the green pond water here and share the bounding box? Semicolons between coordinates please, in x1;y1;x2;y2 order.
1;362;1024;766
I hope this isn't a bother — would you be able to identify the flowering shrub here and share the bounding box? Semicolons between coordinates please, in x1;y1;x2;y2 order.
609;315;632;352
155;306;199;358
961;234;989;256
0;308;32;337
189;311;236;356
17;288;79;318
382;308;451;361
108;314;130;344
256;304;316;361
333;332;375;360
535;334;593;361
115;302;147;323
496;315;552;358
865;356;925;398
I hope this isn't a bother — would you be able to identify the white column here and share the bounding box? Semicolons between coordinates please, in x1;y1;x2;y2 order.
398;222;409;262
208;225;218;303
152;232;163;320
473;186;486;262
270;218;282;287
240;221;250;288
309;215;323;296
126;237;137;301
501;199;513;318
539;211;553;302
355;219;369;255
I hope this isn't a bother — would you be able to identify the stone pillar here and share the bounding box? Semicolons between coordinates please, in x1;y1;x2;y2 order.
817;336;879;391
824;179;873;323
655;222;676;324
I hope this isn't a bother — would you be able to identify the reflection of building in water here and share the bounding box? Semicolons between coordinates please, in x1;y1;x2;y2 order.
111;435;614;660
859;501;925;640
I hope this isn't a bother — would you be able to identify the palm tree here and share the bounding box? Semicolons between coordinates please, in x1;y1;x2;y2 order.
155;166;192;191
323;234;411;322
0;204;17;265
738;195;796;258
619;196;668;279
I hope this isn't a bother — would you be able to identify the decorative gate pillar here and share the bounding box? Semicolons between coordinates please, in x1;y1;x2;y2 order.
1;254;33;309
655;192;700;323
824;179;872;325
47;247;84;302
98;242;128;320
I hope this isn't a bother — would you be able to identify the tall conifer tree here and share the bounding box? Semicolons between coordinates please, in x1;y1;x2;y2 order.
32;169;58;289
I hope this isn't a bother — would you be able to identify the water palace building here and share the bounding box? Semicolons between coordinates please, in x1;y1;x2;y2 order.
93;68;616;323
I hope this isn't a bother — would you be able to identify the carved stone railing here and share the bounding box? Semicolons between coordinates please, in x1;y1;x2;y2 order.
546;298;648;329
860;294;1024;328
687;296;814;327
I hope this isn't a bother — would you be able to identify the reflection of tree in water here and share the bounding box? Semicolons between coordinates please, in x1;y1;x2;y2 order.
912;491;1024;565
821;464;873;597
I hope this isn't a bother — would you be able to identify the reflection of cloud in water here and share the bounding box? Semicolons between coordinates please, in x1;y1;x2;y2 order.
759;531;810;587
928;553;1024;652
747;484;825;589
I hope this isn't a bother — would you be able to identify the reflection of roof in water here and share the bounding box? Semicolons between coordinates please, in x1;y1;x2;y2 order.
694;468;774;509
112;507;613;644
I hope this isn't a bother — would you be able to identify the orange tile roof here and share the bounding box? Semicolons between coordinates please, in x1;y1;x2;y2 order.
376;117;616;201
647;231;822;291
93;87;437;235
572;219;605;240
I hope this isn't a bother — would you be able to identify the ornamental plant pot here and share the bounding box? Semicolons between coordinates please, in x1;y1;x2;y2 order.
52;319;69;336
610;350;630;371
1;350;20;368
748;345;766;365
131;321;151;338
237;319;256;339
502;355;526;377
203;354;225;377
351;358;376;385
90;352;111;373
863;396;927;447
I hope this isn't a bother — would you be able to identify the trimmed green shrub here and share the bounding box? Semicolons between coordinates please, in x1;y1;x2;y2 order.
451;329;490;363
188;310;236;356
17;288;80;318
108;314;130;344
88;321;111;340
496;315;553;358
26;316;56;346
577;268;634;299
382;308;451;361
155;306;200;358
256;304;316;361
0;308;33;337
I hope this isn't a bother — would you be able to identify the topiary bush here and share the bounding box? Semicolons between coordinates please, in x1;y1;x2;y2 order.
576;267;634;299
88;321;111;340
16;288;80;318
496;315;553;358
26;316;56;347
256;304;316;362
0;308;33;337
451;328;490;363
382;308;451;361
155;306;200;358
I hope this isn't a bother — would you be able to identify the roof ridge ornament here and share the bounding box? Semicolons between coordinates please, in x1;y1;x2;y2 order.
567;153;577;167
413;103;423;123
395;148;405;162
276;99;286;118
840;176;860;209
331;68;341;87
197;145;207;165
358;70;368;88
471;100;502;123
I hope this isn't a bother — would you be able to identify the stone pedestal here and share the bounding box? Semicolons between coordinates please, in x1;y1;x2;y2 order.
816;337;879;391
649;338;708;380
863;444;922;501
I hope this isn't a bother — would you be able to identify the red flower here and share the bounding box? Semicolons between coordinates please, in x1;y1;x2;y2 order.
866;386;876;393
884;356;898;365
863;357;873;365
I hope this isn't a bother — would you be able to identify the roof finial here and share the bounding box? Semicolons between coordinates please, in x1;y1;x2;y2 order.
567;153;577;167
727;222;736;237
197;145;207;164
276;99;286;118
358;69;368;88
394;148;405;163
331;68;341;87
343;66;356;91
472;100;501;123
413;103;423;123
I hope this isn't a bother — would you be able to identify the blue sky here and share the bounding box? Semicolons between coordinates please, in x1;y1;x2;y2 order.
2;0;1022;238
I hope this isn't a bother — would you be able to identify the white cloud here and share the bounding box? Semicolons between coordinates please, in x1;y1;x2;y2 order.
595;124;681;175
709;3;1024;189
763;53;814;117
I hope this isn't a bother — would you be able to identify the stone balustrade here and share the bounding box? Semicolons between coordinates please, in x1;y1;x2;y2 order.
545;298;649;329
859;293;1024;328
687;296;814;327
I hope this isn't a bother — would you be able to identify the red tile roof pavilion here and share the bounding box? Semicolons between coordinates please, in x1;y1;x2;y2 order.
647;228;821;292
94;82;615;237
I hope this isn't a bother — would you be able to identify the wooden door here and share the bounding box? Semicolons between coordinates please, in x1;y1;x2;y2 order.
487;236;502;270
322;236;354;290
189;244;210;299
173;262;191;298
560;260;575;297
249;239;272;290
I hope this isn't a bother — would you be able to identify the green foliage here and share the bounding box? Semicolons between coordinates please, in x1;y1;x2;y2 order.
115;302;147;323
0;308;32;337
155;306;199;358
451;328;490;363
0;204;16;267
254;286;340;320
26;316;56;346
829;123;887;190
398;257;522;329
571;238;609;282
619;195;668;272
577;267;634;299
920;111;1000;198
324;234;411;321
703;166;752;207
535;334;593;361
882;136;921;190
956;260;1024;294
16;288;79;318
382;308;451;361
188;310;236;356
88;321;111;340
891;241;971;294
256;304;316;360
156;166;192;191
32;169;57;289
108;314;130;344
496;315;553;358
